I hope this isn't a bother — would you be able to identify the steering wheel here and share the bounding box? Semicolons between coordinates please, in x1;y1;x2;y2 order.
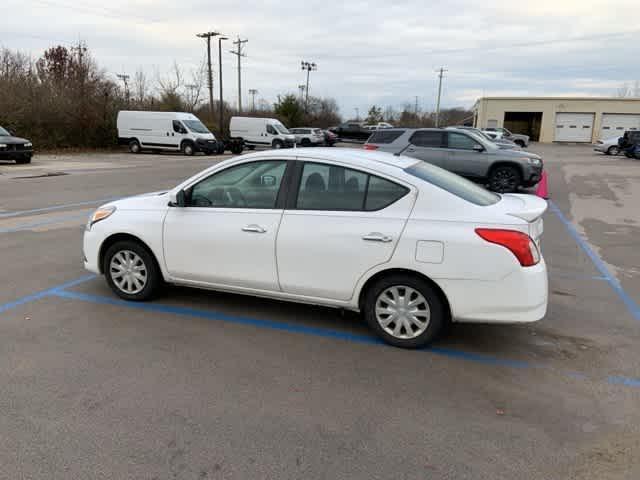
225;187;247;207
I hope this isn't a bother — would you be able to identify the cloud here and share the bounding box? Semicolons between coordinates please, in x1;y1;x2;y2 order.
2;0;639;118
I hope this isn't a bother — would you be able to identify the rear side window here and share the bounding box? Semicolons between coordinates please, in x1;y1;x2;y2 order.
405;162;499;206
296;162;408;211
409;130;445;148
368;130;405;144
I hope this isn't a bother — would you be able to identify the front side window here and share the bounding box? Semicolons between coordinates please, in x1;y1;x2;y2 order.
447;132;479;150
409;130;445;148
296;162;408;211
173;120;186;134
188;160;287;208
266;125;277;135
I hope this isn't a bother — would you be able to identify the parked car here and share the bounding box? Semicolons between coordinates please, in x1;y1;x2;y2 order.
117;111;225;155
364;128;543;193
329;122;372;141
230;117;296;149
289;128;325;146
322;129;338;146
0;126;33;164
594;136;623;155
83;148;548;349
483;127;529;148
363;122;394;130
448;126;521;150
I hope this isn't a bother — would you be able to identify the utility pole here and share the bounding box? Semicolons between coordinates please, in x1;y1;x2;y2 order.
116;73;130;107
414;96;419;115
301;60;317;113
230;36;248;112
435;67;447;127
298;84;306;101
248;89;258;111
196;31;220;122
354;107;360;121
218;35;228;136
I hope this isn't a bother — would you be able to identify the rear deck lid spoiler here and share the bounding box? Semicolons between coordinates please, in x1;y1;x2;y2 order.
500;193;548;222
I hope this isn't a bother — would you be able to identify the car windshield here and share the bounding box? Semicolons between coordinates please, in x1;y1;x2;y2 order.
274;123;290;134
405;161;500;206
183;120;210;134
0;126;10;136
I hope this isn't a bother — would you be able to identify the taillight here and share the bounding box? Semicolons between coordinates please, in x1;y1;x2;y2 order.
475;228;540;267
363;144;378;150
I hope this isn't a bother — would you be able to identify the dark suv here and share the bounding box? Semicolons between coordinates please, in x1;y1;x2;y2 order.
329;122;372;142
0;126;33;164
364;128;543;192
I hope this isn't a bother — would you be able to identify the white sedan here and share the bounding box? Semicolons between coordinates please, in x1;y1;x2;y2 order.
83;148;548;348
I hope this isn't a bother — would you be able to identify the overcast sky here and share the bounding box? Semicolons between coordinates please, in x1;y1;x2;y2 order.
2;0;638;118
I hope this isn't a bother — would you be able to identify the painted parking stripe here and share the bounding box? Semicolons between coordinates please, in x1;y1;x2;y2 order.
549;201;640;322
52;289;532;369
0;212;89;233
0;197;120;219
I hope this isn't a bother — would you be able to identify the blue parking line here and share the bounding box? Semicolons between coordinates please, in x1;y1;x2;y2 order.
0;274;95;314
549;201;640;322
0;197;120;219
0;212;89;233
51;289;533;369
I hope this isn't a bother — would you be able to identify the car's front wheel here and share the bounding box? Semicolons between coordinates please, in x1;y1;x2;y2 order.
488;165;521;193
363;274;445;348
607;146;620;156
104;240;162;301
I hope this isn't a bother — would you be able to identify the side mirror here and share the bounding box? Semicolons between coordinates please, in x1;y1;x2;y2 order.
8;129;15;136
169;189;186;207
473;144;484;152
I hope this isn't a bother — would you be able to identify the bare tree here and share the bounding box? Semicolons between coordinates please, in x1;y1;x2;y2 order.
616;80;640;98
133;69;148;105
183;61;207;112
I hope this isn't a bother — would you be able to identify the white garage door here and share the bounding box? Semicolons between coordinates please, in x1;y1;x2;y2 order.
599;114;640;140
554;113;594;142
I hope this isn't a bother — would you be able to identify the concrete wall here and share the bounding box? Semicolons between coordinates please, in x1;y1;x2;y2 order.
473;97;640;143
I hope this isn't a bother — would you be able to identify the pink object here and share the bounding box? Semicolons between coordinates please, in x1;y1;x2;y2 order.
535;171;549;199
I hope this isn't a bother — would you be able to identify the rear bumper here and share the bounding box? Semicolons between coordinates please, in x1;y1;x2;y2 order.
439;258;548;323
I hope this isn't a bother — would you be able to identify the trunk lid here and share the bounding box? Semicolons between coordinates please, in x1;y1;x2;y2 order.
490;193;547;244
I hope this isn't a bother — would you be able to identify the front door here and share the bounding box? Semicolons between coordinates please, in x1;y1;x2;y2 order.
163;159;288;291
276;161;415;301
403;130;448;168
444;131;489;178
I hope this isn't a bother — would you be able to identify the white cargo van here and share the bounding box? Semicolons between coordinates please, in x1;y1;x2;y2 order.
117;111;219;155
229;117;296;149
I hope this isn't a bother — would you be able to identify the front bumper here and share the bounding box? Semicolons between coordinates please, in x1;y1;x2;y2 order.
0;147;32;160
195;139;219;152
83;228;102;274
593;145;607;153
522;164;543;187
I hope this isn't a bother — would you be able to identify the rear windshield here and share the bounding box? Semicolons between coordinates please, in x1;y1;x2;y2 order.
405;162;500;206
368;129;405;144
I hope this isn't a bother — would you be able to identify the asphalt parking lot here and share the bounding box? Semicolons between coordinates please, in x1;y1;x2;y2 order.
1;145;639;479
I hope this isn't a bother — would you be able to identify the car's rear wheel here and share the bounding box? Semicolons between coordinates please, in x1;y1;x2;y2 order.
104;240;162;301
301;138;311;147
363;274;445;348
129;139;141;154
607;146;620;156
488;165;521;193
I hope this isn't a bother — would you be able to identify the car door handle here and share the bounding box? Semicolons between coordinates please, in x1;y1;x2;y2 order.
362;233;393;243
242;224;267;233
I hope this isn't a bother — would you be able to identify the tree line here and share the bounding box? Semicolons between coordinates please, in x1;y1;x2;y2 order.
0;43;472;150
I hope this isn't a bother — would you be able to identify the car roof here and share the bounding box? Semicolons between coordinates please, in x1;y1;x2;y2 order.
230;147;420;172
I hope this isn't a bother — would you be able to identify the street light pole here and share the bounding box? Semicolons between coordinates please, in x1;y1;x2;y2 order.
301;60;317;113
218;36;228;137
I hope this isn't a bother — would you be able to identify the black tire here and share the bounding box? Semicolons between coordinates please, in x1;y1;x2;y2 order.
272;140;283;149
488;165;522;193
607;146;620;156
363;274;445;349
181;141;195;156
103;240;163;301
230;143;244;154
15;155;31;164
129;139;141;154
301;138;311;147
216;141;226;154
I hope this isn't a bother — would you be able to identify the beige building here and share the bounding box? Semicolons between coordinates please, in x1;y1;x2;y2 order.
473;97;640;143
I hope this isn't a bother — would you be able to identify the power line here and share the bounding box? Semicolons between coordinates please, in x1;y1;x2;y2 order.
230;37;248;112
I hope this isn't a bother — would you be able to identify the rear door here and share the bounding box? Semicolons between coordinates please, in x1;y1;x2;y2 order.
404;130;448;168
276;161;415;301
444;131;489;178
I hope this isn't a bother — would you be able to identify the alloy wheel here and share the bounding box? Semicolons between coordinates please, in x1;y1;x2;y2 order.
375;286;431;340
491;168;518;192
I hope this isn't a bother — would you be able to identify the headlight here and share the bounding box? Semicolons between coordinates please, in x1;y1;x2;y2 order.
0;144;6;148
527;158;542;166
86;206;116;231
24;142;32;148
